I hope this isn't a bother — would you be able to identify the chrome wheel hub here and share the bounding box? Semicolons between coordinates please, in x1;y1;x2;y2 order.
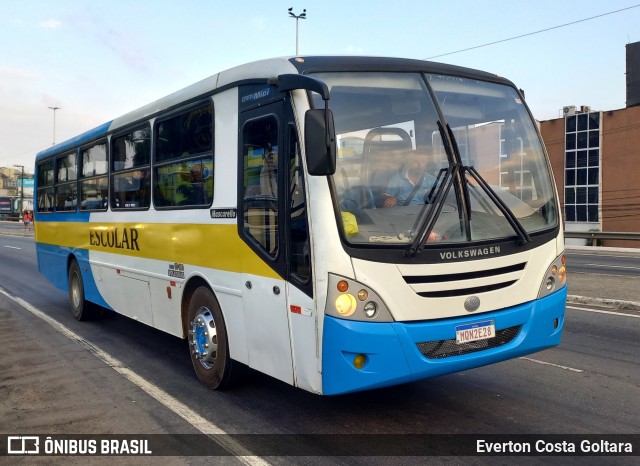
189;307;218;369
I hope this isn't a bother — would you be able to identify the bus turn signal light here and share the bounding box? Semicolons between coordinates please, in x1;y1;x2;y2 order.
558;265;567;285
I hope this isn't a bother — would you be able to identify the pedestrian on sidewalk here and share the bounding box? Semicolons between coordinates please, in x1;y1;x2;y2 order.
23;210;31;234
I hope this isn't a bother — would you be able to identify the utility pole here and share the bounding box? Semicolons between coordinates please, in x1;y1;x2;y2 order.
48;106;60;145
288;8;306;55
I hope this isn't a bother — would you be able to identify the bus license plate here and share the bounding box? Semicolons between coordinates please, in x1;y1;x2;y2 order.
455;320;495;344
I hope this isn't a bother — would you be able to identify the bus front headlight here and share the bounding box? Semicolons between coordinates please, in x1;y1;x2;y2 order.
327;274;394;322
335;293;357;316
363;301;378;319
538;253;567;298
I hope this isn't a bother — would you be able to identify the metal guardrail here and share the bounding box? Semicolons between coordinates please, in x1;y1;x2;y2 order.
564;231;640;241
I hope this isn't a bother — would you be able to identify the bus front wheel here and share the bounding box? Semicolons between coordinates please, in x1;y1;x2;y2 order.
68;260;98;321
186;287;234;390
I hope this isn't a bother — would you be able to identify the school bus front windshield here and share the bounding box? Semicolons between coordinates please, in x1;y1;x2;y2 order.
312;72;558;249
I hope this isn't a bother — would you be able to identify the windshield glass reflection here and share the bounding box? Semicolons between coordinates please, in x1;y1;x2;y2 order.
312;72;558;248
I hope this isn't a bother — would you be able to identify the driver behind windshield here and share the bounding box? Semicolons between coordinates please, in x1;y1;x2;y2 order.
382;158;436;207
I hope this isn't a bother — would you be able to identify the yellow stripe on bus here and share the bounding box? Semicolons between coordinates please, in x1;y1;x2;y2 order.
36;221;280;279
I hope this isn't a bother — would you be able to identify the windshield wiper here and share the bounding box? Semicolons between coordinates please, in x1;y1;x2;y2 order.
406;121;468;257
406;165;457;257
406;120;530;256
446;124;473;242
465;166;531;245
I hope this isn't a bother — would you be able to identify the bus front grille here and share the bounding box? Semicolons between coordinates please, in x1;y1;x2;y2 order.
403;262;526;298
416;325;522;359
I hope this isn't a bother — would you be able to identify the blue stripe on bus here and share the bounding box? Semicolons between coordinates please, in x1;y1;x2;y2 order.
35;242;111;310
35;121;112;162
321;286;567;395
34;211;91;222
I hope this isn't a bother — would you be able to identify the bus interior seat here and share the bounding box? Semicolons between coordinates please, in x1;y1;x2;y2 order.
363;128;413;207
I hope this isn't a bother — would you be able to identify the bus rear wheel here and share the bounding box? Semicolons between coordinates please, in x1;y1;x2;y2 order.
68;260;98;321
186;287;234;390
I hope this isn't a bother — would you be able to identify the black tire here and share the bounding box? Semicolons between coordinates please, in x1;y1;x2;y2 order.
68;260;98;321
186;287;235;390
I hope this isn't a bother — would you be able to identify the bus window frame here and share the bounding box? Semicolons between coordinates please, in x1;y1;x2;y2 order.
152;100;214;210
79;139;109;212
36;159;55;214
110;123;152;211
54;150;79;213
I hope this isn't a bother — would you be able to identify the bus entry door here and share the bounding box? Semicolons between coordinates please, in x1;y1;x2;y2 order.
239;100;294;385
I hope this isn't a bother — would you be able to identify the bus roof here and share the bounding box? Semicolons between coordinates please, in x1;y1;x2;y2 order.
35;56;510;163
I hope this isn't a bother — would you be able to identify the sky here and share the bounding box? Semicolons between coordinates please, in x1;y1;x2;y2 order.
1;0;640;173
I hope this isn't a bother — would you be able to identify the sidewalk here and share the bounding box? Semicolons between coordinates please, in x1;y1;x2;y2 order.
567;273;640;311
0;220;34;237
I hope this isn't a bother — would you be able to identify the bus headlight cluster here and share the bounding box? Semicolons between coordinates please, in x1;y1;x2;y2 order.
538;254;567;298
328;275;393;322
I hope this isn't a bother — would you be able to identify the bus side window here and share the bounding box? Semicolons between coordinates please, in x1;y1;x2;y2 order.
36;159;55;213
242;116;279;256
111;125;151;210
288;125;310;283
153;104;214;208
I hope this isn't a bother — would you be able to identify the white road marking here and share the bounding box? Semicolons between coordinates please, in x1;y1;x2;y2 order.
518;357;583;373
3;245;21;250
571;272;636;278
580;263;640;270
0;287;270;466
568;305;640;318
519;304;640;372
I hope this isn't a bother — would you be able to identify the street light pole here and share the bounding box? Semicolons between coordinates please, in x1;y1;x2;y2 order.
13;164;24;216
48;106;60;146
288;7;306;55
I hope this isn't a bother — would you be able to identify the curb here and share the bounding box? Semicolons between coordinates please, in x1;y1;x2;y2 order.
567;294;640;311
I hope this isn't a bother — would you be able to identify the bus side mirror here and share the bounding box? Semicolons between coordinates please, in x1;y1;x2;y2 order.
305;108;336;176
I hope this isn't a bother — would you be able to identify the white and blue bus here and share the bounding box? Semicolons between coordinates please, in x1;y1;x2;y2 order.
35;57;566;395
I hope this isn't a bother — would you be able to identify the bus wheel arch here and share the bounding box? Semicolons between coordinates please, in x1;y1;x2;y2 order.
67;256;98;321
182;279;235;390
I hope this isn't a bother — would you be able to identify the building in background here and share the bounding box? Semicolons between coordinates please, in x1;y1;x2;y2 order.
0;167;34;218
540;41;640;248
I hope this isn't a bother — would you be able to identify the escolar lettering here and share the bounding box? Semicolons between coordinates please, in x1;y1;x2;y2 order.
89;228;140;251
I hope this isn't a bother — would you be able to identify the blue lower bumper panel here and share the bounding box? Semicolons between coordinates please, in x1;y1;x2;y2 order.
322;287;567;395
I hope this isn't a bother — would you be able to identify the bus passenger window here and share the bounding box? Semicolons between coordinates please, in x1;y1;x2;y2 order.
112;170;150;209
54;152;78;212
80;142;108;211
111;125;151;210
153;103;214;208
154;157;213;207
36;160;55;213
55;182;77;212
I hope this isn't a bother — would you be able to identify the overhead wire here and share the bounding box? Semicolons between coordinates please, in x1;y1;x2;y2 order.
426;4;640;59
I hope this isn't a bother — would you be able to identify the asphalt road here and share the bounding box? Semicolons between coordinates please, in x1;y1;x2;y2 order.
1;233;639;465
565;248;640;277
